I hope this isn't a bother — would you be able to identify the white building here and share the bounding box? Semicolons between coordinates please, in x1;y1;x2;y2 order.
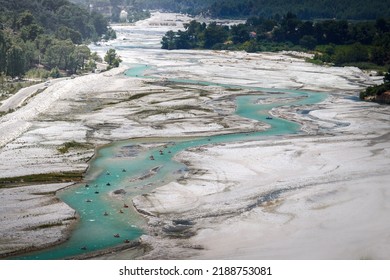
119;10;128;22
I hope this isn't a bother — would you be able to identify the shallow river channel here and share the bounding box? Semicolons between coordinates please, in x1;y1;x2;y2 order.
17;61;326;259
15;16;330;258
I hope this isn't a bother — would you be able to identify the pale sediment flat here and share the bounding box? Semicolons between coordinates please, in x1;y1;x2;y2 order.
129;97;390;260
0;12;388;259
0;183;76;257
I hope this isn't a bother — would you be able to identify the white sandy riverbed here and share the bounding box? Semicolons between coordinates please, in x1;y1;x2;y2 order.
1;12;388;259
129;96;390;260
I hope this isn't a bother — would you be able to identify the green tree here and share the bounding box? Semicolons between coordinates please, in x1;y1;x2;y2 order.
371;46;386;66
103;27;117;41
161;30;176;50
50;66;60;78
55;26;82;44
334;43;369;65
69;45;91;73
319;20;349;44
384;68;390;83
22;40;38;70
20;24;44;41
279;12;301;44
242;40;257;52
45;39;75;71
175;30;192;49
203;22;229;49
299;35;317;50
6;45;26;77
104;48;121;68
0;71;6;93
17;11;35;29
90;51;102;63
231;24;250;44
0;29;10;73
91;11;108;36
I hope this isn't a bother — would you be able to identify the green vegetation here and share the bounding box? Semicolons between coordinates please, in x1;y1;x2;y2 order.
0;172;84;188
0;0;114;82
162;15;390;69
70;0;151;23
204;0;390;20
104;48;122;69
162;13;390;105
0;78;37;100
73;0;390;21
126;10;151;23
130;0;390;20
57;141;92;154
360;69;390;103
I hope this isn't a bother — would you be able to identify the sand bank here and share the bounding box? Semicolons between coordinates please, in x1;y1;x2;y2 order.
0;183;76;257
130;95;390;260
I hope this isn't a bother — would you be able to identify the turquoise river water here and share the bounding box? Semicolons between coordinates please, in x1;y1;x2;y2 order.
17;65;326;259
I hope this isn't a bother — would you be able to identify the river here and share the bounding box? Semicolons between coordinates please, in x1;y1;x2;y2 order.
17;16;327;260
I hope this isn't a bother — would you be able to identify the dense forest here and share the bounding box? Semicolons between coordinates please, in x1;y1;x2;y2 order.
70;0;150;22
162;14;390;68
0;0;113;82
161;13;390;104
204;0;390;20
131;0;390;20
72;0;390;21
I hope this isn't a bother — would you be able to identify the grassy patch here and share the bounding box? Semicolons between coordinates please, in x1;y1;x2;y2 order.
0;80;39;98
305;57;325;65
57;141;92;154
342;62;388;72
0;172;83;188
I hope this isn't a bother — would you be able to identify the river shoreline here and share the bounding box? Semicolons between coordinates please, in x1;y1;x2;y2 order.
128;96;390;260
1;12;388;259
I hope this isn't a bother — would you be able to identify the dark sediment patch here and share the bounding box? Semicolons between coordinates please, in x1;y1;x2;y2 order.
129;166;162;183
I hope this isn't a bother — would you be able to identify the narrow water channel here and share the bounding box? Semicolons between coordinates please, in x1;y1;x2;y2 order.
17;65;326;259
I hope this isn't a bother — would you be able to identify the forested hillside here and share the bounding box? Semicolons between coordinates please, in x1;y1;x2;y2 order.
162;15;390;69
70;0;150;22
204;0;390;20
0;0;108;40
131;0;390;20
72;0;390;20
0;0;111;80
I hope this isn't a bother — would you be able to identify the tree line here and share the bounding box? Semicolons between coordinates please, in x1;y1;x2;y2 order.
360;70;390;104
129;0;390;20
161;14;390;68
0;0;114;79
70;0;151;23
204;0;390;20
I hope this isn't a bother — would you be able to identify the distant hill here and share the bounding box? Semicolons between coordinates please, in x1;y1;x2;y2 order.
68;0;151;22
0;0;110;78
202;0;390;20
75;0;390;20
0;0;108;39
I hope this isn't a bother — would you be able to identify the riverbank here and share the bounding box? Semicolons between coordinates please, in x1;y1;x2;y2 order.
0;183;77;257
130;96;390;260
0;12;387;259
